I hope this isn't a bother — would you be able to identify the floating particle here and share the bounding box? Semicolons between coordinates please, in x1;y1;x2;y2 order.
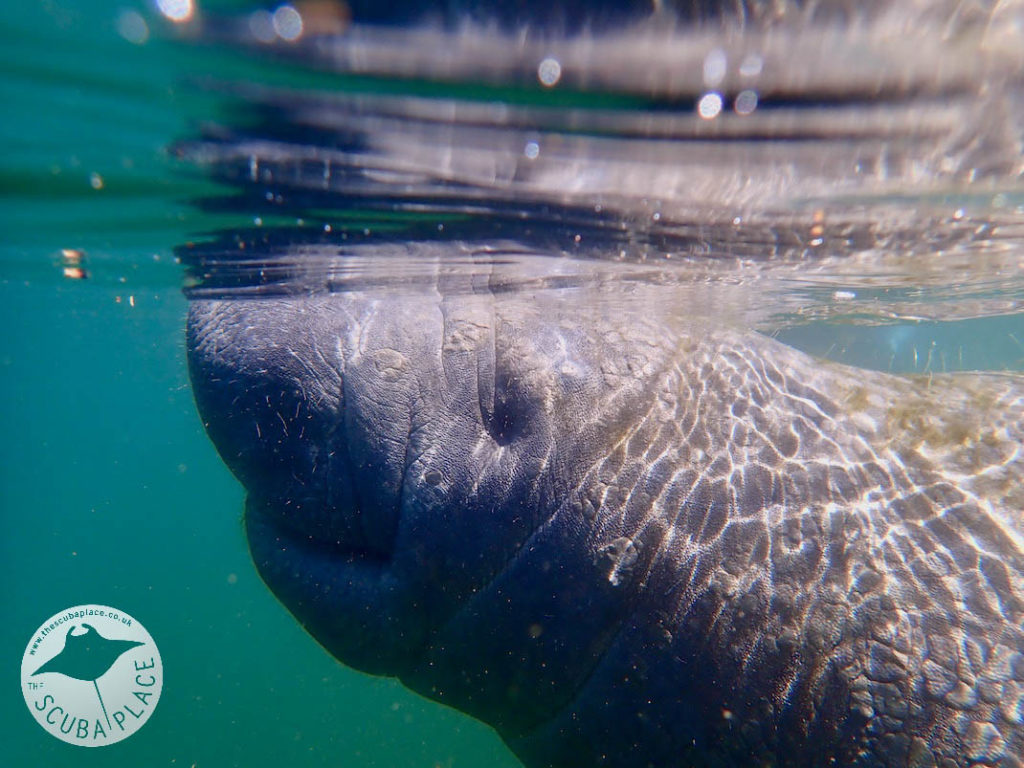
810;209;825;239
61;249;88;279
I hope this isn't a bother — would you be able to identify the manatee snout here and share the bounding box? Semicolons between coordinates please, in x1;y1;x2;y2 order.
186;286;680;745
186;289;628;684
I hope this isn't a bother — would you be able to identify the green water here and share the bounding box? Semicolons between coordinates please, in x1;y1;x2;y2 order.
0;2;518;765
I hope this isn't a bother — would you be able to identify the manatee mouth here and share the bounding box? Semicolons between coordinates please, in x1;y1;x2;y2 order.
243;479;394;574
239;419;400;568
186;298;426;673
240;489;423;674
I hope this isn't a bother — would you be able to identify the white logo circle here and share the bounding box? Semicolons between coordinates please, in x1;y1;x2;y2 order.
20;604;163;746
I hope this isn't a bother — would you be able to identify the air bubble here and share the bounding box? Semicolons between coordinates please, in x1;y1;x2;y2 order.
698;93;723;120
702;49;727;88
273;4;304;41
734;90;758;116
538;57;562;87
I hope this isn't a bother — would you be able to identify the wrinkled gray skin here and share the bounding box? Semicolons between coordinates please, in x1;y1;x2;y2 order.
187;263;1024;768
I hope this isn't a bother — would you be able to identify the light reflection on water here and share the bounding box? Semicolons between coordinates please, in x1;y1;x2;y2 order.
5;0;1020;369
165;0;1024;375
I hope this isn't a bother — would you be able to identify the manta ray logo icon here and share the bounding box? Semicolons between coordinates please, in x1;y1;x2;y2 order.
21;605;163;746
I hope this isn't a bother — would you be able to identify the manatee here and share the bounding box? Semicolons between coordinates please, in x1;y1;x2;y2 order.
185;245;1024;767
178;0;1024;765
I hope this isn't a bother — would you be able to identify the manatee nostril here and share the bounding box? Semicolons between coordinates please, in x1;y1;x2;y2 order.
487;408;519;446
486;386;529;446
481;356;541;446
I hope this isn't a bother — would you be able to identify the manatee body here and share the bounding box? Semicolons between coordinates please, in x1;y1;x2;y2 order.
186;261;1024;768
